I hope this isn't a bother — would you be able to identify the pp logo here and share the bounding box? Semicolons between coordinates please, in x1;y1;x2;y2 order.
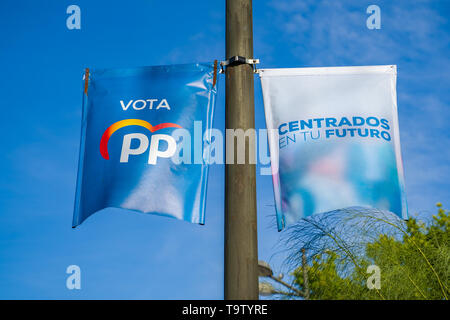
100;119;182;164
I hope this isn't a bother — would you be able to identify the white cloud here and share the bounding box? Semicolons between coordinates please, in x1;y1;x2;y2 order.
266;0;449;66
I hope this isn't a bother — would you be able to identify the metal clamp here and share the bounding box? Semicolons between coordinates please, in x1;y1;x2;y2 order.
219;56;260;73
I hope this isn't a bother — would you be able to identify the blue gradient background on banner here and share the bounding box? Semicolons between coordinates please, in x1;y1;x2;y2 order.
278;140;405;227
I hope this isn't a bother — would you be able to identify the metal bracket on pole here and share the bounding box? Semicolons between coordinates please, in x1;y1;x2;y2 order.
219;56;260;73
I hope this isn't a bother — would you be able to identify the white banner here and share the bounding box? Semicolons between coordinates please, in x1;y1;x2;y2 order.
259;66;408;230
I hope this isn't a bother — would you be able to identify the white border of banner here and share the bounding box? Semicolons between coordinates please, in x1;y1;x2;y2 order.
259;65;396;77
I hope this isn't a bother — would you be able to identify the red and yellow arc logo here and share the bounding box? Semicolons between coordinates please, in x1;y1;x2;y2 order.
99;119;182;160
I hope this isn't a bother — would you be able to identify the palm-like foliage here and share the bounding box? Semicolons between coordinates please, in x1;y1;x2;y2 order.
274;204;449;300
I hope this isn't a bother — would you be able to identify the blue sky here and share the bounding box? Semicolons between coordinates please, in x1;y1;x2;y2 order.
0;0;448;299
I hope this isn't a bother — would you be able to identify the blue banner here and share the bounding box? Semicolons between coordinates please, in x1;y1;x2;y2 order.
73;62;218;227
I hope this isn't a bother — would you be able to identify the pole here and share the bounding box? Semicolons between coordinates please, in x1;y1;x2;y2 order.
224;0;258;299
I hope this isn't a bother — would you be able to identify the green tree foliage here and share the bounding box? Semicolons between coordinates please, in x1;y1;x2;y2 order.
278;204;449;300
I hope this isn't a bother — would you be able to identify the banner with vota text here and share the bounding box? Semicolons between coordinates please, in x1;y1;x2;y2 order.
73;62;218;227
259;65;408;231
